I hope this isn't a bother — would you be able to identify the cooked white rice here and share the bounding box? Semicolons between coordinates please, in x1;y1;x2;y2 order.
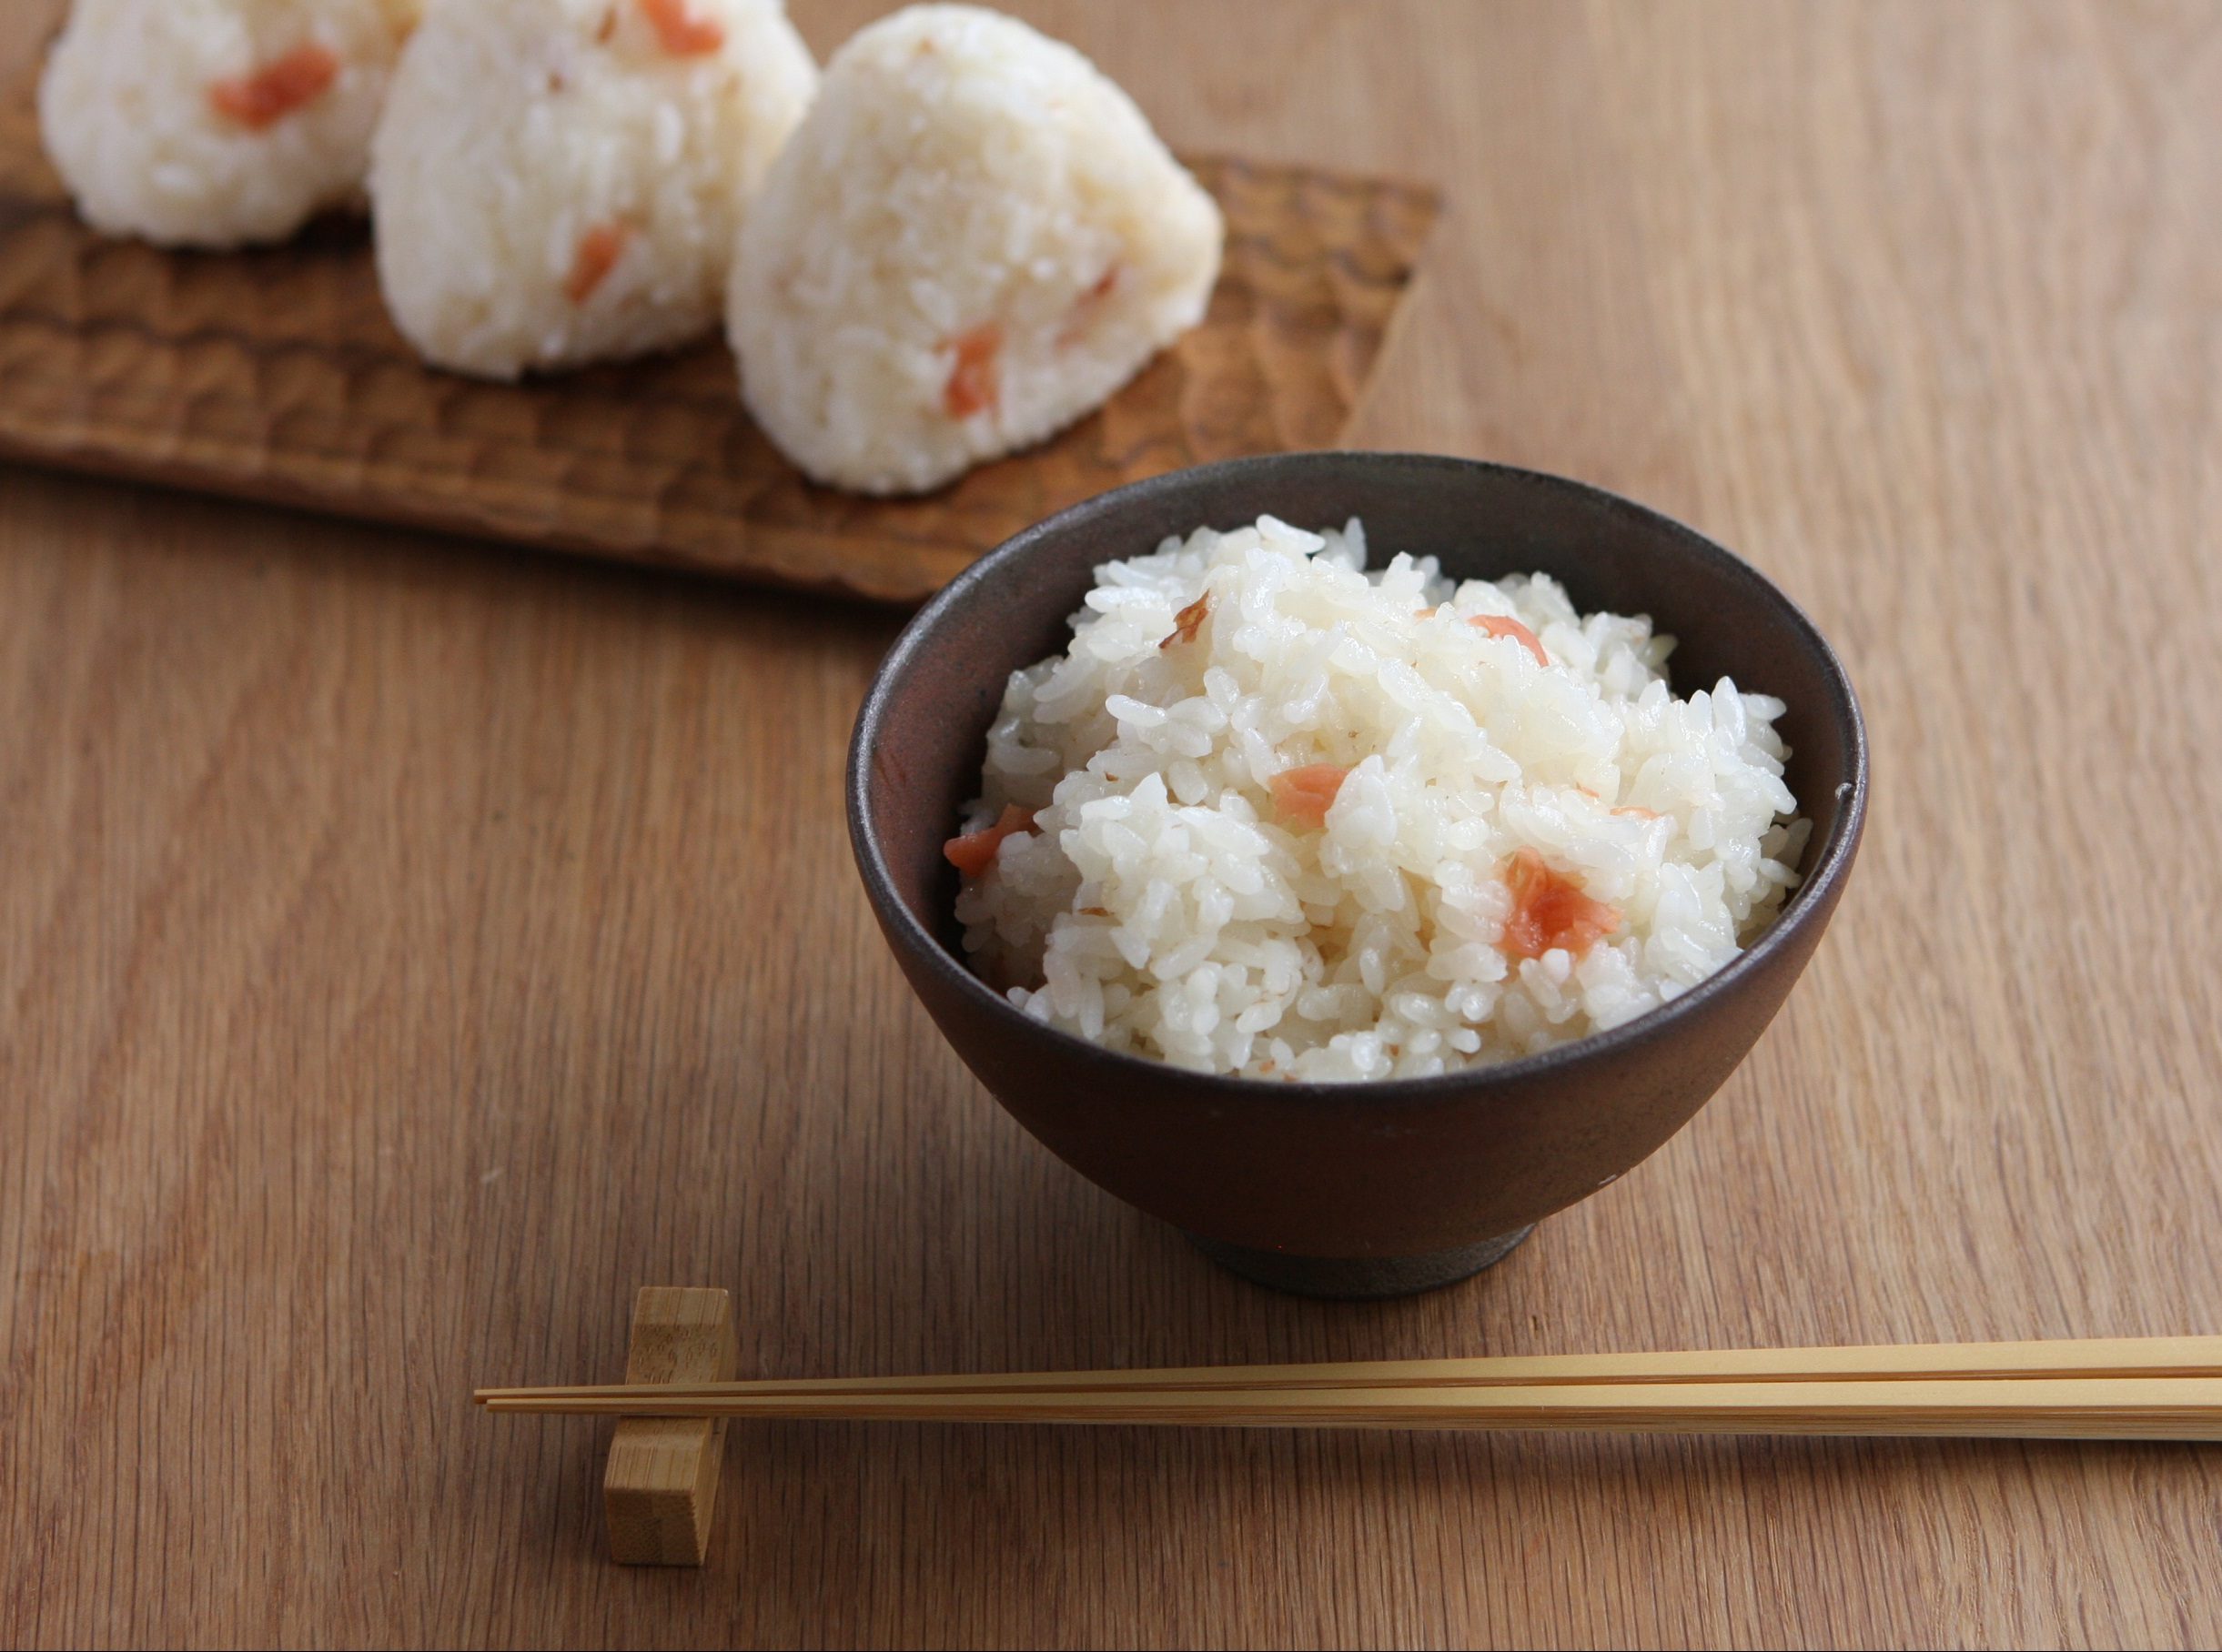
370;0;816;378
39;0;421;248
953;517;1811;1082
728;4;1223;495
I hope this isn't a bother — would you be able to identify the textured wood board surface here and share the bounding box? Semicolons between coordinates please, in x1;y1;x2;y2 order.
7;1;2222;1647
0;86;1436;602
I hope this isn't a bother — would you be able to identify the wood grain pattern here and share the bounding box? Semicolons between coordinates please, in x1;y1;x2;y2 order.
5;1;2221;1646
0;77;1436;602
603;1287;738;1566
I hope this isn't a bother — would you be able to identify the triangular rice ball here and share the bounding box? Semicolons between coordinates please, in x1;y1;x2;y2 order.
371;0;816;379
40;0;422;249
729;4;1224;495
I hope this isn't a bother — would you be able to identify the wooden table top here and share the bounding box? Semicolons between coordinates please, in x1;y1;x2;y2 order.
5;3;2218;1646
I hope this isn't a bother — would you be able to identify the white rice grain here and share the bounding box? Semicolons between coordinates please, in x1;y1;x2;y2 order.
953;516;1811;1081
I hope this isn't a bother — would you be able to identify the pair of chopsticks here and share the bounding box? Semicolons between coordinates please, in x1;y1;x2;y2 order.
475;1335;2222;1440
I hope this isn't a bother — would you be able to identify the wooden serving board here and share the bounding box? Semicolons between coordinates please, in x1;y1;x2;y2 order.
0;89;1436;602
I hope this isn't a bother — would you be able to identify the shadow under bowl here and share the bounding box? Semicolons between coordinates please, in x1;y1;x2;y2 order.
847;453;1867;1298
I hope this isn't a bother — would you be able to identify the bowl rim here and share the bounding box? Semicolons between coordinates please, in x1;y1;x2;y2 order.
848;450;1869;1108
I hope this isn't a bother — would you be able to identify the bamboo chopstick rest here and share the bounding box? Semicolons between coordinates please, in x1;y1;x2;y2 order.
601;1287;737;1566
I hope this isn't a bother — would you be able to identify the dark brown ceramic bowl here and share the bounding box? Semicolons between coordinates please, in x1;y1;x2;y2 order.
848;453;1867;1298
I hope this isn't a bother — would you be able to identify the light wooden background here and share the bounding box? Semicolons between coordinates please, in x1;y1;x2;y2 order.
5;3;2219;1647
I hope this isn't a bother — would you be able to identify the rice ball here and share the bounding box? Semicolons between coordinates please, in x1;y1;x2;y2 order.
728;4;1225;496
38;0;422;248
369;0;817;379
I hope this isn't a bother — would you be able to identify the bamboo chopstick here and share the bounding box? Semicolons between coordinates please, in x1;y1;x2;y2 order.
477;1375;2222;1440
472;1337;2222;1440
474;1335;2222;1407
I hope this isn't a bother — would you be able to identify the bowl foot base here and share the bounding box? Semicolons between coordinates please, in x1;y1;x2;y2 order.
1183;1225;1536;1299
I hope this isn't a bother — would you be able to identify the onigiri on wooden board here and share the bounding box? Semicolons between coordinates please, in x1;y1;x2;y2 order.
0;81;1437;603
